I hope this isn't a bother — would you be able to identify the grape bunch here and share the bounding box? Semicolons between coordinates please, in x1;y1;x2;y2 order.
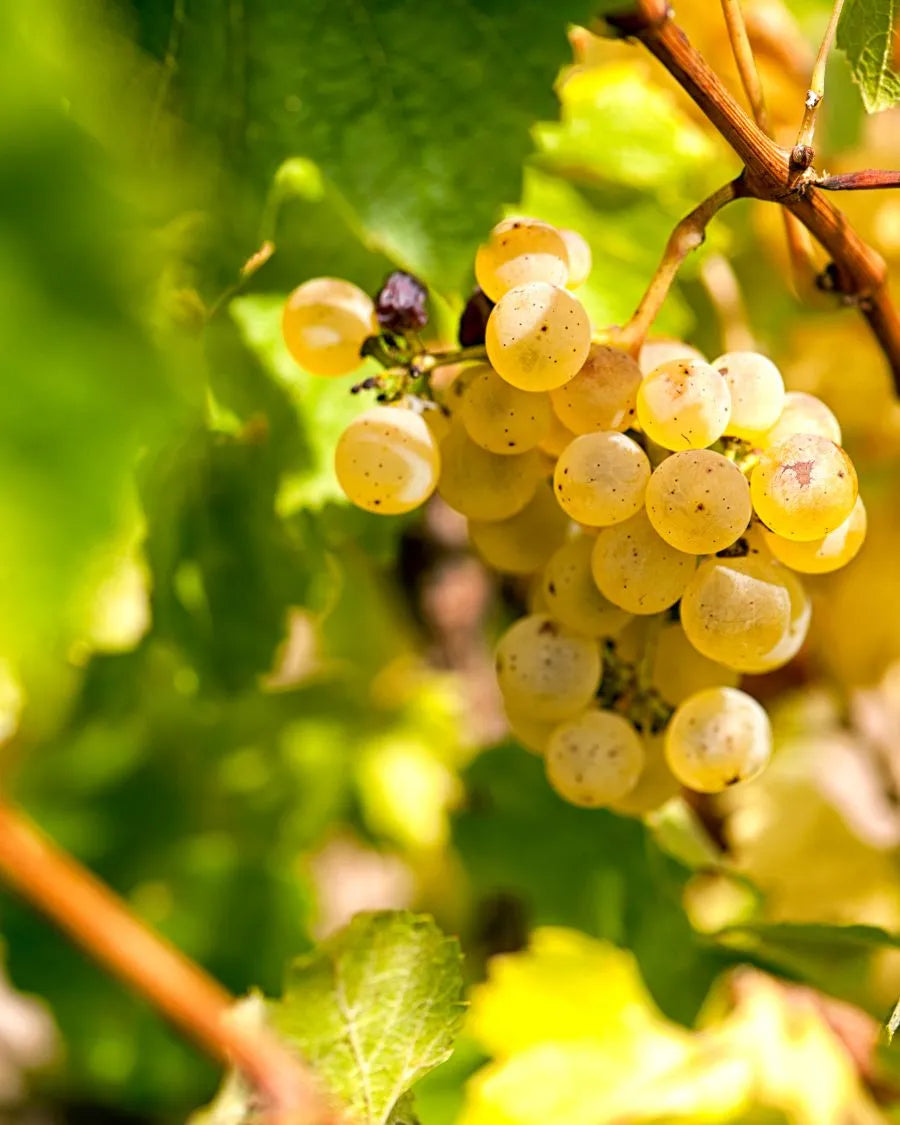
281;217;866;814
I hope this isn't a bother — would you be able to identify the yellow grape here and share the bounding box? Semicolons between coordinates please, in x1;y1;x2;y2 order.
644;449;751;554
610;733;681;816
437;422;542;520
747;565;811;672
443;364;481;415
559;228;592;287
468;481;569;575
665;687;772;793
459;364;552;454
541;535;632;638
334;405;440;515
539;410;578;457
651;622;739;705
495;613;602;721
712;351;785;439
760;390;842;448
475;217;569;302
636;358;732;450
763;496;867;574
282;277;376;377
553;431;650;526
505;706;557;755
486;282;592;392
679;555;795;672
422;404;452;445
750;434;858;541
638;338;707;376
545;709;644;807
591;510;696;615
549;343;641;433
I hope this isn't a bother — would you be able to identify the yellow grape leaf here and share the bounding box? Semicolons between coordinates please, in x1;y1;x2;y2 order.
466;927;688;1058
461;930;888;1125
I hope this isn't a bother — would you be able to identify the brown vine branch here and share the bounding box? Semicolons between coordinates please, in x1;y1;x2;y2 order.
0;801;340;1125
605;1;900;393
619;178;745;351
817;170;900;191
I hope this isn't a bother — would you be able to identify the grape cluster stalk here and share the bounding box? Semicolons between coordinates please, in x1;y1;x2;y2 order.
282;216;865;811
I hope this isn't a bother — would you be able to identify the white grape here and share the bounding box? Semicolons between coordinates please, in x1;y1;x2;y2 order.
334;406;440;514
644;449;751;555
546;709;644;807
495;614;602;721
282;277;376;377
486;282;592;392
665;687;772;793
637;358;732;450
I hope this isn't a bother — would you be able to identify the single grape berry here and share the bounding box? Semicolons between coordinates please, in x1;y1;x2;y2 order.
665;687;772;793
545;710;644;807
375;271;429;333
458;288;495;347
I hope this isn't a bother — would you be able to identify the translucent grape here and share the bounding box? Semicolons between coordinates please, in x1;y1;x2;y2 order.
644;449;751;555
636;358;732;450
459;364;552;454
712;351;785;439
651;622;739;705
679;555;796;672
437;422;542;521
334;405;440;514
591;510;695;615
545;709;644;807
763;496;867;574
665;687;772;793
747;566;810;672
495;614;602;721
553;431;650;526
559;228;592;288
610;734;681;816
542;535;632;638
468;482;569;575
761;390;842;448
282;277;376;377
549;344;641;433
750;434;858;541
638;338;707;376
486;282;592;392
421;404;452;445
539;410;578;457
475;217;569;302
505;706;557;755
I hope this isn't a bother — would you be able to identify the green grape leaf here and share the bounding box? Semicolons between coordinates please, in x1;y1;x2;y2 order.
271;911;465;1125
716;920;900;1014
837;0;900;113
535;62;721;192
126;0;597;291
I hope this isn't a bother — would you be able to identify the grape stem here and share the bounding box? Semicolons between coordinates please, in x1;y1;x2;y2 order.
794;0;845;156
720;0;770;133
206;240;276;322
411;344;487;374
603;1;900;392
0;800;342;1125
719;0;820;297
619;178;746;353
